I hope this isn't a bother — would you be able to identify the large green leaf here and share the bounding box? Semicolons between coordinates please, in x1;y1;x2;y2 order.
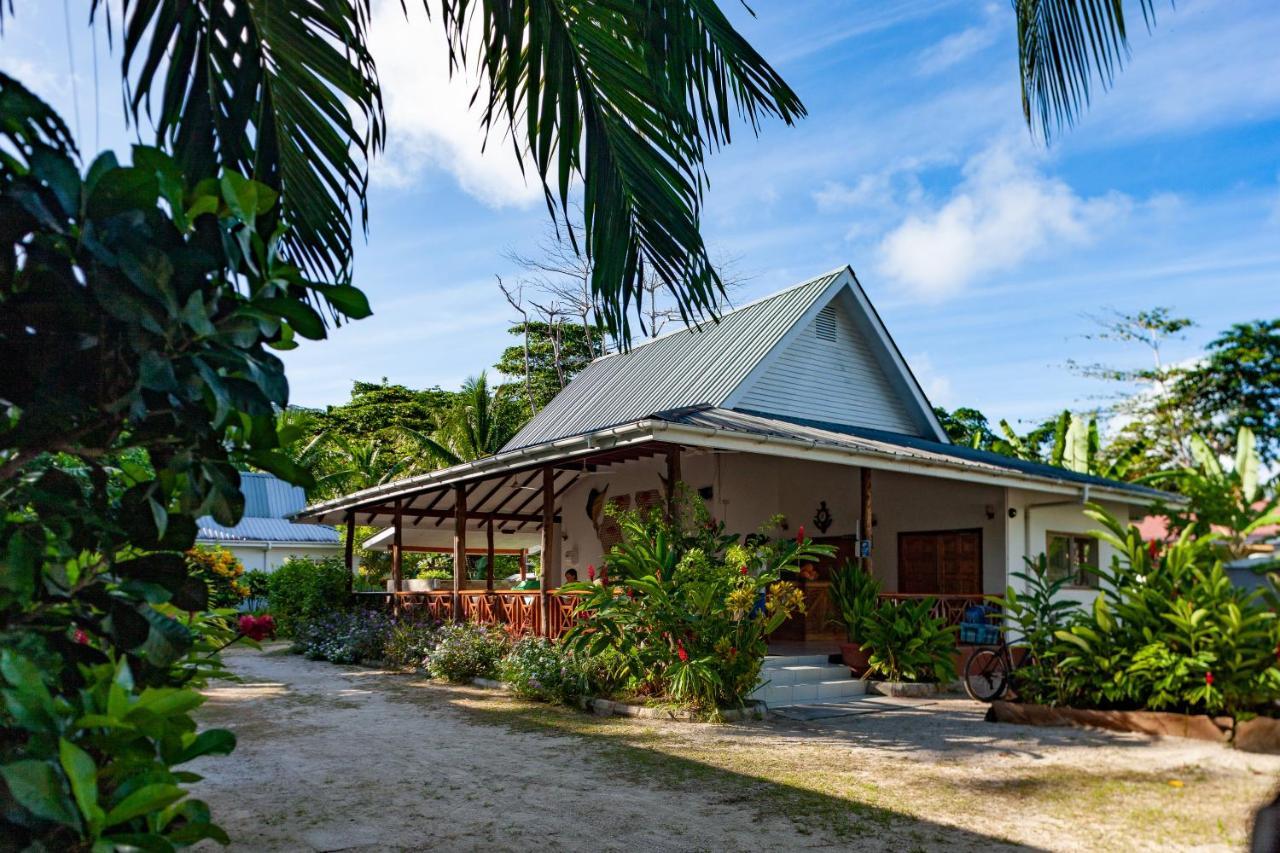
0;759;82;829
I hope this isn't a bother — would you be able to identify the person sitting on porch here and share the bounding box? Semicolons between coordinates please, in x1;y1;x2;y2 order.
563;568;578;583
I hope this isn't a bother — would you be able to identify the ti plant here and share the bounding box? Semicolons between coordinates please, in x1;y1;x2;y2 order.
860;598;958;684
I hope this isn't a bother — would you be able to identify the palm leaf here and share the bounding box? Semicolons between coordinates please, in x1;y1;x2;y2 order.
1014;0;1162;140
102;0;385;291
440;0;804;343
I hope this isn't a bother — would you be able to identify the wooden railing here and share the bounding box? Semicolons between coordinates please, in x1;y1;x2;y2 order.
356;589;586;638
876;593;991;628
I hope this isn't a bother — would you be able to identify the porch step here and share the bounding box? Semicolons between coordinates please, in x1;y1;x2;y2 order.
750;654;864;709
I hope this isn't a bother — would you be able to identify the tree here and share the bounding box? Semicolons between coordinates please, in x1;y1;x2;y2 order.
494;322;601;412
1175;320;1280;464
316;380;454;440
933;406;999;450
429;373;523;463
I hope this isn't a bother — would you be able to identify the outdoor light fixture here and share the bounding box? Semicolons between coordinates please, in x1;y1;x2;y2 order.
985;504;996;520
1008;508;1018;519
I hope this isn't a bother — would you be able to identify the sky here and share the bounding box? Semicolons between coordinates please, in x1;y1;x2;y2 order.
4;0;1278;430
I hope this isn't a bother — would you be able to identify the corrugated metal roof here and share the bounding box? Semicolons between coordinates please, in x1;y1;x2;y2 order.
659;406;1170;500
196;517;341;544
502;268;846;450
239;471;307;518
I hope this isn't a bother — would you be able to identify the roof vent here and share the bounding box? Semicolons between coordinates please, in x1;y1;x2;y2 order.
815;306;837;342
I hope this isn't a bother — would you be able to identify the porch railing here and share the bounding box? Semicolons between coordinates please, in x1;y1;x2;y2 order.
355;589;586;638
876;593;991;629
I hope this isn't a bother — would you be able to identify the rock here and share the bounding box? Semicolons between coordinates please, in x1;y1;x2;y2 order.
1235;716;1280;754
869;681;941;698
987;701;1229;743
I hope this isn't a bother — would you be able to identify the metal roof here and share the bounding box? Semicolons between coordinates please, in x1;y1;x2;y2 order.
502;268;846;450
197;472;341;544
657;406;1172;501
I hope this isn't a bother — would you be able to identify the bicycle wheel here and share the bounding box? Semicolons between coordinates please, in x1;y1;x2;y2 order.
963;647;1009;702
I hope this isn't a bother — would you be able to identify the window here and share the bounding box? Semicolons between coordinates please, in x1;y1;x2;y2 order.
1045;532;1099;587
815;306;837;342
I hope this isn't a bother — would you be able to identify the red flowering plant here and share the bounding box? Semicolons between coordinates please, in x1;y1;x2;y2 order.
562;485;833;714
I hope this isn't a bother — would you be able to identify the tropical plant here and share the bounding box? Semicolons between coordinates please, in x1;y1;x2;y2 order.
828;561;880;644
500;637;602;705
425;622;510;683
1145;427;1280;561
562;497;832;712
859;598;958;684
267;557;352;635
417;568;453;581
405;372;522;464
381;619;442;670
294;610;394;665
988;556;1082;704
1038;505;1280;715
0;651;237;850
185;547;251;609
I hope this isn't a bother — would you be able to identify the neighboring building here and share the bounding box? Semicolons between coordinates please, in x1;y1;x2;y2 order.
296;266;1175;694
198;472;342;572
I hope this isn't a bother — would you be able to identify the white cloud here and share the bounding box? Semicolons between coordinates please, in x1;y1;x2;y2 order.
875;142;1128;300
367;0;539;207
916;4;1003;77
908;352;954;407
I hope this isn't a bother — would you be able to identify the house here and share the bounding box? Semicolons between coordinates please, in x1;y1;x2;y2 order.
198;472;343;572
295;266;1169;644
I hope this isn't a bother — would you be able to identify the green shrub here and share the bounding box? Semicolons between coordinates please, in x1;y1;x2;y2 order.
425;622;509;682
184;546;250;608
293;610;392;664
382;619;441;669
243;569;272;599
500;637;599;705
829;560;880;643
268;557;350;635
416;568;452;581
995;556;1087;705
0;651;234;850
860;597;958;683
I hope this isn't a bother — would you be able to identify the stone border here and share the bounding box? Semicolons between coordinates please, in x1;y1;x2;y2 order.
868;681;942;698
466;676;767;722
986;700;1233;744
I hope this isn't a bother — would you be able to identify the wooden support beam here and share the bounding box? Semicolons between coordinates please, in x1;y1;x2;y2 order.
486;518;495;592
344;512;356;594
411;487;450;527
361;506;558;525
512;473;580;531
860;467;873;573
435;481;481;528
519;549;528;581
391;499;403;593
400;546;525;555
489;470;541;516
665;446;682;524
539;466;554;637
453;484;466;619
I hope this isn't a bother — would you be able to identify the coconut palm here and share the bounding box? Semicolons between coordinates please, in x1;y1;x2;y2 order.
397;372;519;465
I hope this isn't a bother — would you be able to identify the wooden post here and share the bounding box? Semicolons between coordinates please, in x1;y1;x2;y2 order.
391;494;401;594
519;549;528;581
665;446;682;525
344;512;356;595
539;466;554;636
453;484;467;620
485;518;495;592
860;467;873;573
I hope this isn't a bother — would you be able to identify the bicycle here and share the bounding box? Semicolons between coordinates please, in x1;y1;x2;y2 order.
962;629;1028;702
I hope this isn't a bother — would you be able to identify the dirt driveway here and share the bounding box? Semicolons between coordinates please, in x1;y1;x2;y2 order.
193;645;1280;852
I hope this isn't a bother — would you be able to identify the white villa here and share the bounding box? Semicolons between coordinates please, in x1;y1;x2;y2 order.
297;267;1166;650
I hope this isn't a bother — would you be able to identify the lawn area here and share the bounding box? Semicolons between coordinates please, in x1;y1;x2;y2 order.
193;645;1280;851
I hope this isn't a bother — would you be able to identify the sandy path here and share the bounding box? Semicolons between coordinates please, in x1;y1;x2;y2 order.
193;646;1280;852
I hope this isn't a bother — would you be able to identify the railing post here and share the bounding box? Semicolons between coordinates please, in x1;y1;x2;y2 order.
344;512;355;595
485;517;495;593
538;465;554;637
453;483;467;622
391;499;403;616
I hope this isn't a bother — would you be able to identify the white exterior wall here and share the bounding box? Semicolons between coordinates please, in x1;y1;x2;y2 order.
1003;490;1134;608
197;541;344;573
733;295;918;434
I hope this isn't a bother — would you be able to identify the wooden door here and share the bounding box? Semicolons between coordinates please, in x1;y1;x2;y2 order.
897;530;981;595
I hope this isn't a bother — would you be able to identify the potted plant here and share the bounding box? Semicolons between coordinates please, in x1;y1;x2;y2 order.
828;560;880;674
860;596;958;695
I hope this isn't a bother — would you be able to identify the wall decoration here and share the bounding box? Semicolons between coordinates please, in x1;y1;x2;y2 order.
813;500;833;534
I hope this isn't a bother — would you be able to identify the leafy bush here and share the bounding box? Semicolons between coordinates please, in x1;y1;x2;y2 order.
562;493;833;711
425;622;509;682
860;597;958;683
268;557;351;635
994;557;1086;705
293;610;392;664
1023;505;1280;716
185;546;250;609
416;568;452;581
0;651;235;850
243;569;272;599
829;560;880;643
382;618;441;669
500;637;601;705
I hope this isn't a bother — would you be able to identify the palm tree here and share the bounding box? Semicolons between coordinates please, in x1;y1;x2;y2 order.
396;372;519;465
306;434;415;499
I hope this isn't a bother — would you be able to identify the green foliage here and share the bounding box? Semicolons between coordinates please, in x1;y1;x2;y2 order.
380;619;441;670
860;598;958;684
0;651;235;850
1177;320;1280;464
496;322;602;413
828;561;880;643
996;504;1280;715
992;557;1083;704
416;568;453;581
316;381;455;442
185;547;250;609
933;406;999;450
292;610;392;665
266;558;351;635
500;637;600;705
242;570;272;599
562;493;833;711
425;622;510;683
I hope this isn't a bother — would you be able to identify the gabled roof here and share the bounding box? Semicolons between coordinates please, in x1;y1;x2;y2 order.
502;267;946;450
198;472;340;545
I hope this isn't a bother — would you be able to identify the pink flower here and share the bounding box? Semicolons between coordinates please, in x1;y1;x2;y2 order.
1205;671;1214;686
73;628;89;645
740;564;748;575
587;565;596;581
239;614;276;642
677;643;689;662
1147;540;1160;561
796;525;805;544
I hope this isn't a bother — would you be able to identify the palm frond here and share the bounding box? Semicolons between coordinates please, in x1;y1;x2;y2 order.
442;0;805;344
1015;0;1162;140
103;0;385;290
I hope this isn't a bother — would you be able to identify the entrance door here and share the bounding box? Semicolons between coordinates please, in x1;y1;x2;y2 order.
897;529;981;595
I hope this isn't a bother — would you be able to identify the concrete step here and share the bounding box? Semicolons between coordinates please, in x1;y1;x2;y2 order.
763;653;833;668
750;677;867;708
757;664;851;686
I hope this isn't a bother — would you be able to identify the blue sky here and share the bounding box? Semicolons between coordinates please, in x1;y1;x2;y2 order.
4;0;1278;429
